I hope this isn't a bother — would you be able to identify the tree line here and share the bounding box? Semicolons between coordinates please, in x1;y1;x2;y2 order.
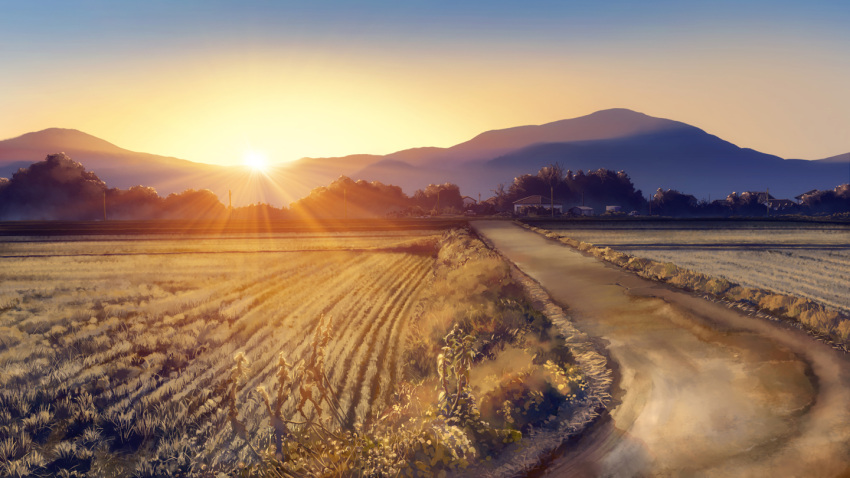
0;153;465;221
2;153;848;220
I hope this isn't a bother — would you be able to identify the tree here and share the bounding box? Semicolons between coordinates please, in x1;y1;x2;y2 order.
0;153;107;220
162;189;227;219
412;183;463;214
651;188;698;216
800;184;850;214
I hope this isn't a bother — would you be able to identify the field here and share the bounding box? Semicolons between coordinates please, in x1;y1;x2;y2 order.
533;220;850;314
0;231;442;475
0;225;592;477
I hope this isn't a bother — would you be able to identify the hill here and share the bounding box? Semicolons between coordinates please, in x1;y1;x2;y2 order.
0;129;352;206
3;110;848;206
485;127;845;200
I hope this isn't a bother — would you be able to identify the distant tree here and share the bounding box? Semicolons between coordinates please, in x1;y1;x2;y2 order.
412;183;463;213
490;183;511;212
107;185;163;220
230;203;289;221
497;165;646;214
162;189;227;219
537;163;565;187
291;176;411;218
0;152;107;220
651;188;698;216
722;191;773;216
800;184;850;214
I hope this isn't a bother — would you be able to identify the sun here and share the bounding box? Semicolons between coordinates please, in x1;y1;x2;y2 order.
242;150;269;173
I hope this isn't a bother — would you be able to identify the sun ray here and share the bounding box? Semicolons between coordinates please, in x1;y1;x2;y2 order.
242;150;269;173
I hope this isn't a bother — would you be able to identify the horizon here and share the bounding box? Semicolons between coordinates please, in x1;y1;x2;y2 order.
2;1;849;167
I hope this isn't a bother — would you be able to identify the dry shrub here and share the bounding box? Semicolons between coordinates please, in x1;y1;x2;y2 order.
798;308;840;334
478;360;586;432
405;228;531;382
726;286;765;306
758;294;796;315
625;256;649;271
559;237;580;248
837;320;850;341
668;270;710;292
705;277;732;295
606;250;631;267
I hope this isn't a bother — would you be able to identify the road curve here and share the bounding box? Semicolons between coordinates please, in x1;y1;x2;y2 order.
471;221;850;478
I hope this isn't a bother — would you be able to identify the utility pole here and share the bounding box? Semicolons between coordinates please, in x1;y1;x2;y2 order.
550;184;554;217
344;187;347;220
436;190;440;216
228;190;232;210
102;191;107;221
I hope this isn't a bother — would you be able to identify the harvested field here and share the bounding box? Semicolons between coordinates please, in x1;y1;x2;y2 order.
533;221;850;313
0;232;439;474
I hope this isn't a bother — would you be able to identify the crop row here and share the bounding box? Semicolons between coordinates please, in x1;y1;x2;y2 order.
0;237;436;474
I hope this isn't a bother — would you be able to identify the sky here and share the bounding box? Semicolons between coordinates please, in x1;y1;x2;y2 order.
1;0;849;166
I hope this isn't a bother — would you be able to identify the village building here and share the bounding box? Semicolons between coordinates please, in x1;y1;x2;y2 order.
513;195;563;215
795;189;818;203
568;206;594;216
767;198;796;211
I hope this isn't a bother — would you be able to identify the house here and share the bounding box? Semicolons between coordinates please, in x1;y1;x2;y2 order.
740;191;775;204
461;196;477;208
605;205;622;213
795;189;818;203
568;206;594;216
513;195;563;215
767;198;796;211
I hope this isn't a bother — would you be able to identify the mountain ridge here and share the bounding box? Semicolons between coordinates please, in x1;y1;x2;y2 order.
2;109;847;206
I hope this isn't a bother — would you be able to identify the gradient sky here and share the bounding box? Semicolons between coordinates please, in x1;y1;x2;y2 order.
1;0;848;166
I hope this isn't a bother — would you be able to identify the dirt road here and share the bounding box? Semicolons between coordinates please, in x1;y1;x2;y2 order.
472;221;850;477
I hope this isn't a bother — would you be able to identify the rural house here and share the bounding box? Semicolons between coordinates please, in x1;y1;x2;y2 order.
795;190;818;203
513;195;563;215
568;206;594;216
767;198;796;211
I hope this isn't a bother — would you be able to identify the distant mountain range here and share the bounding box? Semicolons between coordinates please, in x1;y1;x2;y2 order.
1;109;847;206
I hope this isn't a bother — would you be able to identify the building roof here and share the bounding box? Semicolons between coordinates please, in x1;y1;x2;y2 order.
569;206;594;211
795;189;818;200
513;195;560;205
768;198;796;208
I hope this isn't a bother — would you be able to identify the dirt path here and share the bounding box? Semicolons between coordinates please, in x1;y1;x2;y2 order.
472;221;850;477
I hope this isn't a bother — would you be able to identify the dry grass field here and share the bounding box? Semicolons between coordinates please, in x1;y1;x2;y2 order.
0;232;441;475
537;221;850;314
0;226;591;477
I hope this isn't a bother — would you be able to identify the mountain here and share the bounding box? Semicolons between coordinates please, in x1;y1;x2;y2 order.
374;108;690;168
3;110;848;208
814;152;850;163
0;129;366;206
0;128;220;192
484;127;846;200
349;109;849;201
